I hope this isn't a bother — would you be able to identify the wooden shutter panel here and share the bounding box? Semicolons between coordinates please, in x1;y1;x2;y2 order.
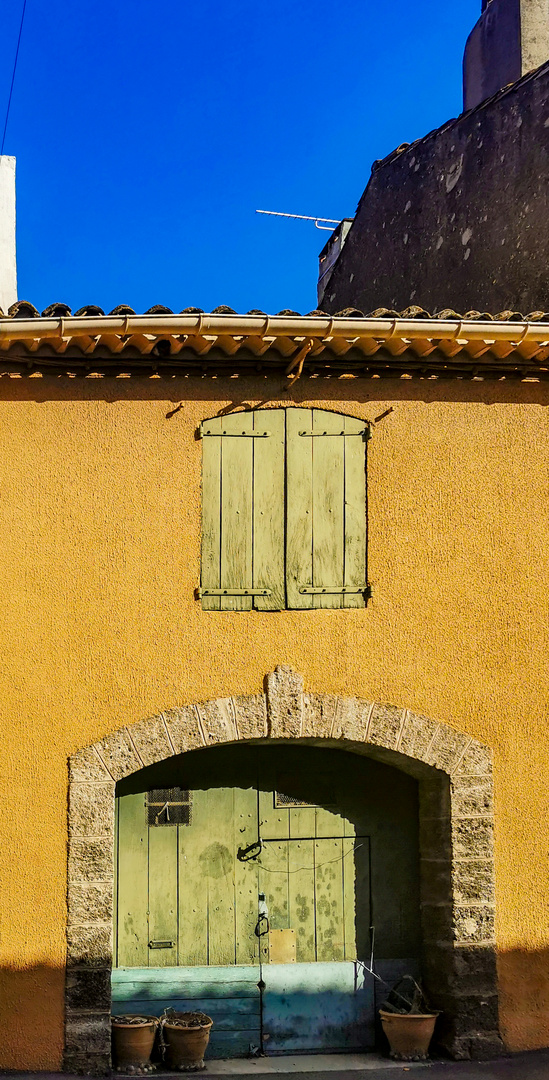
285;408;368;610
200;411;285;610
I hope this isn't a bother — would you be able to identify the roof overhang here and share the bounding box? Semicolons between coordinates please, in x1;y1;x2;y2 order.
1;313;549;378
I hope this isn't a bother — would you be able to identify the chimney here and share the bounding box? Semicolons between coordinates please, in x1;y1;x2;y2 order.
463;0;549;110
0;157;17;314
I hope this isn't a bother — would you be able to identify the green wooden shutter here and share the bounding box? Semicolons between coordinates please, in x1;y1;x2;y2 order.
285;408;368;610
201;408;367;611
200;411;285;611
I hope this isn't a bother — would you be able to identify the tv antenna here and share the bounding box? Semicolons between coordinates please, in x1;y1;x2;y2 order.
256;209;340;232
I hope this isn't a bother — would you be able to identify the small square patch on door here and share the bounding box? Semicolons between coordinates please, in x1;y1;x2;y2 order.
269;928;296;964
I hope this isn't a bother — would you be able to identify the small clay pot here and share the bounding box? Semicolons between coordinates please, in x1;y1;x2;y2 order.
112;1015;158;1073
379;1009;438;1061
162;1012;213;1071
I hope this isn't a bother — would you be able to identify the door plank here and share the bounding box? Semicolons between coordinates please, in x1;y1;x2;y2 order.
116;794;149;967
253;409;285;610
288;838;316;963
220;412;254;611
148;825;178;968
178;789;209;966
314;838;345;962
234;787;260;965
201;416;222;611
312;410;345;609
206;788;237;965
285;408;313;609
343;414;368;609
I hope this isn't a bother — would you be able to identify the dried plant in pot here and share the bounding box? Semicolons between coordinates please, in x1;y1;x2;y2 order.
379;976;440;1062
111;1014;158;1074
160;1010;214;1071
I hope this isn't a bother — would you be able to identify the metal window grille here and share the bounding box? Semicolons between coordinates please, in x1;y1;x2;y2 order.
274;792;317;808
147;788;192;826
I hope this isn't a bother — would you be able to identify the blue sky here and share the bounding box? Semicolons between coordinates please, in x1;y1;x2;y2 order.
1;0;478;315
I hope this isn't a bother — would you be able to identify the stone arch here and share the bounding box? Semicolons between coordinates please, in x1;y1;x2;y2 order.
65;666;501;1072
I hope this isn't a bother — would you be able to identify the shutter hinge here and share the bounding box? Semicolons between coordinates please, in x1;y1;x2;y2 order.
299;584;372;596
197;588;272;598
198;427;271;438
298;427;370;438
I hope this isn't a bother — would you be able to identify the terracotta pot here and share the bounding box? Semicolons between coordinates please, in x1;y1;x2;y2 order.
379;1009;438;1061
162;1012;213;1072
111;1015;158;1073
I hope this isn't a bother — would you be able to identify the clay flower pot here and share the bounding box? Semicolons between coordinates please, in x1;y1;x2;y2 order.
161;1011;213;1071
379;1009;438;1061
111;1014;158;1074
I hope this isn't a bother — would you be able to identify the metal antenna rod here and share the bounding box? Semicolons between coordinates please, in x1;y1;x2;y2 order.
256;209;340;231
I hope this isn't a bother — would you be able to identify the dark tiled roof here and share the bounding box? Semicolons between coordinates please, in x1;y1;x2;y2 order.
3;301;549;321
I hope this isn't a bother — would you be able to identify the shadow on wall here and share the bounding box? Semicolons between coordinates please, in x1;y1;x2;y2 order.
1;950;549;1070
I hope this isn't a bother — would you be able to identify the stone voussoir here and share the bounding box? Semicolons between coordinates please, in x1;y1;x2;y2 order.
302;693;338;738
162;705;204;754
398;710;440;762
69;746;112;784
197;697;238;743
128;713;174;766
332;696;373;741
367;702;405;750
93;728;143;781
266;665;303;737
232;694;267;739
426;726;470;773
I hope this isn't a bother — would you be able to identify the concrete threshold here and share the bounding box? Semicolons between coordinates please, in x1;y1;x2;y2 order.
200;1055;428;1074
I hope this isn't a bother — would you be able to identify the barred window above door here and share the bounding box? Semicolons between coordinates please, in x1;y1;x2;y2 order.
199;407;370;611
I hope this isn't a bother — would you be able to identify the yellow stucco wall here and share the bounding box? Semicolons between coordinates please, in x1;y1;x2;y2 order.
1;373;549;1067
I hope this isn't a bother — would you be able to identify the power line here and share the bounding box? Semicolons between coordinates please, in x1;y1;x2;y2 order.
1;0;28;156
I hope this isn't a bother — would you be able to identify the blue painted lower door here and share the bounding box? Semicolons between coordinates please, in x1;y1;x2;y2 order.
111;965;261;1059
261;961;375;1053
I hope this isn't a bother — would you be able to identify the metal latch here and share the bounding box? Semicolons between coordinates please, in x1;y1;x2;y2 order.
149;940;175;949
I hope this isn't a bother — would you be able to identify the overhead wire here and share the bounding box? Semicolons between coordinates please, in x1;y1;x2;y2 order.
1;0;28;156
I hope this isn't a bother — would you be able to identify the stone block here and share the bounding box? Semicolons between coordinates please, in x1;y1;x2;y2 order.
427;726;470;774
163;705;204;754
434;992;499;1038
367;702;404;750
266;666;303;737
419;814;452;860
468;1033;505;1059
451;777;493;818
66;968;111;1010
69;784;114;839
420;903;454;945
69;746;112;783
399;711;439;762
454;905;495;944
65;1011;111;1054
332;696;373;742
419;857;453;906
302;694;337;738
452;817;494;859
233;694;267;739
419;775;451;820
67;925;112;968
94;729;143;780
450;944;498;995
452;859;495;905
454;741;492;776
68;882;114;925
69;837;114;883
63;1051;111;1076
197;698;237;743
129;714;173;766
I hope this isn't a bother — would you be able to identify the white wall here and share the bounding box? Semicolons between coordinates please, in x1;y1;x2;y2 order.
0;157;17;313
